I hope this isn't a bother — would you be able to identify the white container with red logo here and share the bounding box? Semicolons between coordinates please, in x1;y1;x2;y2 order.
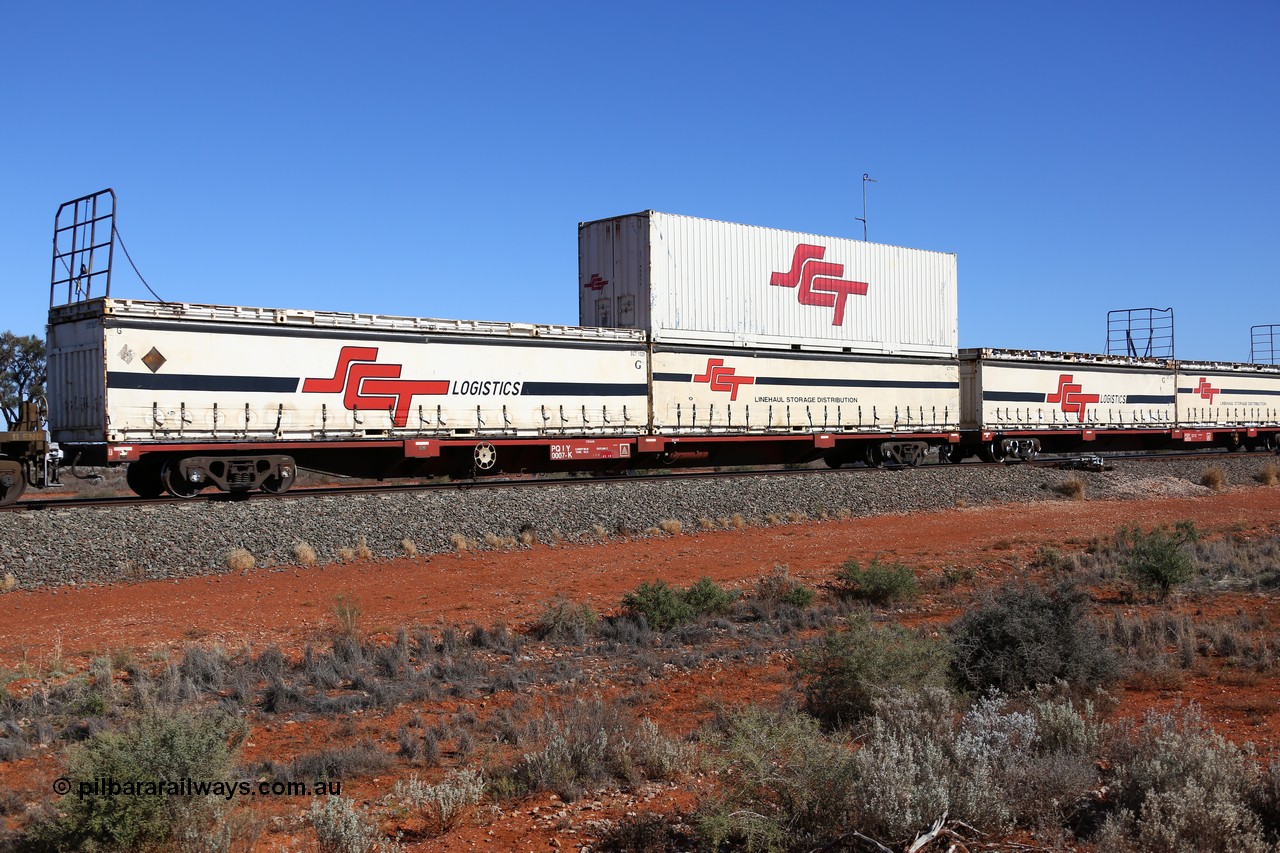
578;211;957;358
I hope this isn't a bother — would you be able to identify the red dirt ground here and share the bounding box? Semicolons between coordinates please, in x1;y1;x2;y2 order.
3;486;1280;851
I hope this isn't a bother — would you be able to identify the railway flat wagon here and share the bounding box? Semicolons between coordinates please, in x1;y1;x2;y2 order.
47;297;651;497
1174;361;1280;450
579;211;958;357
650;344;960;466
958;349;1177;460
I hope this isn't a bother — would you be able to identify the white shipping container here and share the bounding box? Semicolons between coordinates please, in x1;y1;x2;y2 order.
579;211;957;357
1174;362;1280;427
652;345;959;434
47;299;650;446
959;349;1176;430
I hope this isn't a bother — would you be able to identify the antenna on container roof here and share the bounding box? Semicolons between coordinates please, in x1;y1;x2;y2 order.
856;173;876;241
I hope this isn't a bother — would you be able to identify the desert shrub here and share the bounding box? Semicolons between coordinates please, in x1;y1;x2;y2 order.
833;557;919;605
753;565;815;610
1116;525;1197;596
696;707;858;852
510;699;690;801
657;518;683;535
950;583;1119;695
393;768;484;835
286;742;393;781
31;711;244;851
400;537;418;557
332;594;361;637
309;796;396;853
1201;466;1228;491
531;597;598;643
224;548;254;572
681;577;739;616
1053;477;1087;500
796;616;950;725
1256;464;1278;486
599;812;696;852
621;578;738;631
1098;705;1271;852
292;541;318;566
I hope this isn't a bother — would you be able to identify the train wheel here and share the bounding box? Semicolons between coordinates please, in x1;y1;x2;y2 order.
939;444;966;464
823;451;847;469
978;440;1007;463
125;458;166;498
162;460;204;499
260;474;292;494
864;444;885;468
473;442;498;471
0;460;26;506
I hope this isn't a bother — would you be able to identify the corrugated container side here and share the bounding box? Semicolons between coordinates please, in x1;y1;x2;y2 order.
47;312;107;443
580;211;957;357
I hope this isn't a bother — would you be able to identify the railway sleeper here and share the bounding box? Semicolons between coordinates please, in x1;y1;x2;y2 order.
159;454;297;498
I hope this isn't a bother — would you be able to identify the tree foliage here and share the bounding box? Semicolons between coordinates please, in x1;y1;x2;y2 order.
0;331;45;428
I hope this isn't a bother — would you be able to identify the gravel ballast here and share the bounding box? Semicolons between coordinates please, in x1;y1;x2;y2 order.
1;455;1276;589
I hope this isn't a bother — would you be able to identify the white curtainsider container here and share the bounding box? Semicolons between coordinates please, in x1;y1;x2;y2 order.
46;299;650;447
1175;361;1280;428
579;211;957;357
959;349;1177;430
652;344;959;435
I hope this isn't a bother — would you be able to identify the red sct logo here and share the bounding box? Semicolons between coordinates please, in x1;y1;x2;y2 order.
583;274;608;292
303;347;449;427
1046;374;1100;422
1195;377;1219;404
693;358;754;401
769;244;869;326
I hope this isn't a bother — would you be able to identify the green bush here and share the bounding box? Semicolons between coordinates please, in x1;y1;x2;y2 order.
1117;525;1197;596
620;578;739;631
754;565;816;610
32;711;244;851
621;581;694;631
696;707;858;852
950;583;1119;695
796;616;950;725
833;558;919;605
531;597;598;642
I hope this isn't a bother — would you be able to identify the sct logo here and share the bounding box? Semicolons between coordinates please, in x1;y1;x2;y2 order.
769;244;869;326
692;358;754;401
583;274;608;292
303;347;449;428
1195;377;1220;404
1046;374;1100;422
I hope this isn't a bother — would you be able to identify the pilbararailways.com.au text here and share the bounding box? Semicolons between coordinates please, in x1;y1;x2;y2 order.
54;777;341;801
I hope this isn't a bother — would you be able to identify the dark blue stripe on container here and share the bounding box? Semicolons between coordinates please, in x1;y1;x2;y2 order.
653;373;692;382
983;391;1046;402
108;372;299;393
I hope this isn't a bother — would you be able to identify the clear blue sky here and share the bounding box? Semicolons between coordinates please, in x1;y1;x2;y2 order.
2;2;1276;362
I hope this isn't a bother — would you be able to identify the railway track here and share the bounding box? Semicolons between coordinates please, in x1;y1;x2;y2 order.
3;449;1269;513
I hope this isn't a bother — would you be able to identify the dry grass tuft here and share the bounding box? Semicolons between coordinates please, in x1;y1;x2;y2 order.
1200;467;1227;491
955;498;969;509
658;518;683;535
835;507;852;520
698;517;717;531
292;542;317;566
1;573;16;592
354;537;373;560
765;513;782;525
644;526;663;536
518;527;538;547
337;547;356;562
785;511;807;523
1054;478;1087;500
450;533;469;552
225;548;255;572
591;524;608;540
730;513;747;529
332;594;361;637
1258;464;1279;486
401;537;418;557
